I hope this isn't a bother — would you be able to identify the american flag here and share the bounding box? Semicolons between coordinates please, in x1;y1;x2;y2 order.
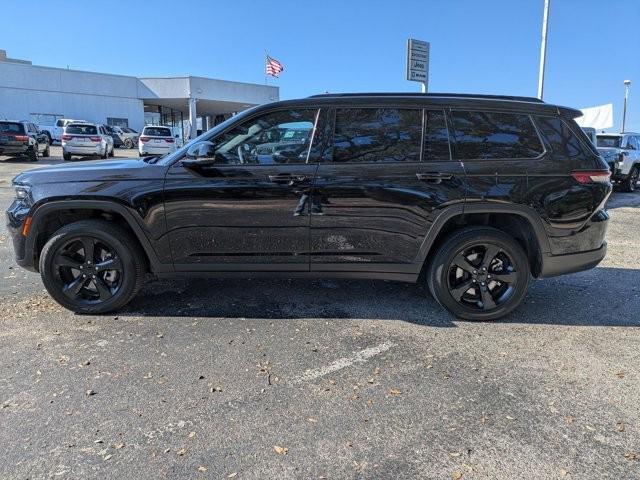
265;55;284;77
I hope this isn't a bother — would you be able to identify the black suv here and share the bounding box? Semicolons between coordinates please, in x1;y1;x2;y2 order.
0;120;50;161
7;93;612;320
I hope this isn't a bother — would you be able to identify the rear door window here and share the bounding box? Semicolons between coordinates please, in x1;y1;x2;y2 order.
424;110;451;160
144;127;172;137
331;108;422;163
451;111;544;160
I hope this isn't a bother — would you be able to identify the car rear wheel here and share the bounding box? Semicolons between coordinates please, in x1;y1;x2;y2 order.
63;152;72;161
622;166;639;192
124;138;133;149
108;145;115;157
42;142;50;157
39;220;146;314
427;227;530;321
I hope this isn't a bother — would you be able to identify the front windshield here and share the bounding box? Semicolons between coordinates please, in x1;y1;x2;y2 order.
155;106;261;165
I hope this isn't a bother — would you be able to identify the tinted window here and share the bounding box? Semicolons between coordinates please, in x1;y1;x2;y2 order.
424;110;450;160
144;127;172;137
0;122;25;134
625;136;638;150
332;108;422;163
596;136;621;148
535;116;586;159
451;111;543;159
212;109;317;165
66;124;97;135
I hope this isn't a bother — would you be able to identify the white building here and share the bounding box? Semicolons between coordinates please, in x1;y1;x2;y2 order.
0;50;278;140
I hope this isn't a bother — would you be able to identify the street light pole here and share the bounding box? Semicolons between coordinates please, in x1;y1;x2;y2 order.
537;0;550;100
622;80;631;133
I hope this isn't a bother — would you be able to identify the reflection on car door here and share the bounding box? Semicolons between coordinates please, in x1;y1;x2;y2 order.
310;107;466;274
163;108;324;271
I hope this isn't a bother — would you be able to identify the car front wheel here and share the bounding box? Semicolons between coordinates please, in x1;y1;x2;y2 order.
39;220;146;314
427;227;530;321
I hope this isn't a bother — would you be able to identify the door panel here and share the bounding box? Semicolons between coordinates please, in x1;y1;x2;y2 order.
310;107;466;272
164;163;318;269
310;161;465;270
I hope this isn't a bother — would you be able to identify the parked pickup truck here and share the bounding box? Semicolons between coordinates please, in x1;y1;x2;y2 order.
37;118;83;145
596;132;640;192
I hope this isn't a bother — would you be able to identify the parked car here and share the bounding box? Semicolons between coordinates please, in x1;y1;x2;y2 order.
112;126;139;149
61;122;114;161
37;118;82;145
138;125;177;157
103;125;124;149
596;132;640;192
7;93;611;320
0;120;49;161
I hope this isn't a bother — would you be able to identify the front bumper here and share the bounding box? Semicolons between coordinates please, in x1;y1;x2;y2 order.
6;199;35;271
539;242;607;278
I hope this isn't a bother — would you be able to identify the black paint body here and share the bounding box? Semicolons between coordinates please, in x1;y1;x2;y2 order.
7;94;611;281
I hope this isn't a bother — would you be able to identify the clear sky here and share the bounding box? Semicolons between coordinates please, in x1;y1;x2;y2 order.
3;0;639;131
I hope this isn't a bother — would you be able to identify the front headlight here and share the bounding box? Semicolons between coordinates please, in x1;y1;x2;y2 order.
14;185;31;200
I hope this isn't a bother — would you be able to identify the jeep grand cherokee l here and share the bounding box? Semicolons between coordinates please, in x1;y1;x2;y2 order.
6;93;612;320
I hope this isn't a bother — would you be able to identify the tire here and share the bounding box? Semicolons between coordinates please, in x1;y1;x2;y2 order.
100;146;108;160
108;145;115;157
427;227;531;321
124;138;133;149
63;152;72;161
39;219;146;314
27;144;38;162
42;142;50;158
43;131;52;146
622;166;639;193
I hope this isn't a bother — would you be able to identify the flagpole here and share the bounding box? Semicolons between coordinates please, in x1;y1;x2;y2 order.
537;0;550;100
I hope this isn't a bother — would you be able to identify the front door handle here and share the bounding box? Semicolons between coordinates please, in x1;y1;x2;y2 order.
268;174;310;185
416;172;454;183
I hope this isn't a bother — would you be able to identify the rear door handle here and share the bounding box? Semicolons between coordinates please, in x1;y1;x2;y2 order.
416;172;454;183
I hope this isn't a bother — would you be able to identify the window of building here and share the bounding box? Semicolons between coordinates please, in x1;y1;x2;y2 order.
332;108;422;163
451;111;544;160
107;117;129;128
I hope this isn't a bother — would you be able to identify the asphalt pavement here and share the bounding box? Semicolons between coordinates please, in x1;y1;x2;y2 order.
0;147;638;479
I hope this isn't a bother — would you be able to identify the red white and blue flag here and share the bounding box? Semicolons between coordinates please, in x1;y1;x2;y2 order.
266;55;284;77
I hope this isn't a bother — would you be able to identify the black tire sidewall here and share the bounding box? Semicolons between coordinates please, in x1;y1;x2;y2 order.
39;221;140;314
428;228;530;321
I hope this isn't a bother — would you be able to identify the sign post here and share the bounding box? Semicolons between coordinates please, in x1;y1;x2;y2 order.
406;39;429;93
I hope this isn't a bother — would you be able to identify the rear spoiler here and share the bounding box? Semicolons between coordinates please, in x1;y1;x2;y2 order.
557;106;583;119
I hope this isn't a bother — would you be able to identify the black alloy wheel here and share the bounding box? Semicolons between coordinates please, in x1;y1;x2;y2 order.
39;220;145;313
427;227;530;321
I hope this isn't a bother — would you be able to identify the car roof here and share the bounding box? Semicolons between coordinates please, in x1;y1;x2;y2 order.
256;92;582;118
597;132;639;137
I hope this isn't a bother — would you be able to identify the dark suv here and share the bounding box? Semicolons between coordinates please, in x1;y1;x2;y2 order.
0;120;50;161
6;93;612;320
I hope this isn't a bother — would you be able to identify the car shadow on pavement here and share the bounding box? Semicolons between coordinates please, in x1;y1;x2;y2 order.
121;266;640;328
606;190;640;210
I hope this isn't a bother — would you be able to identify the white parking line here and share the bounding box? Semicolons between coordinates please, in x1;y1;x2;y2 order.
292;341;395;384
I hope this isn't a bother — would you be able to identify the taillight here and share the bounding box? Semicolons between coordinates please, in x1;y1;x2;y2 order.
139;136;150;143
89;136;101;142
571;170;611;184
62;135;73;141
14;135;29;141
165;138;175;143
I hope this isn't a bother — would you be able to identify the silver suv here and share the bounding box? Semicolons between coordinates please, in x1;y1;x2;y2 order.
62;123;114;161
597;133;640;192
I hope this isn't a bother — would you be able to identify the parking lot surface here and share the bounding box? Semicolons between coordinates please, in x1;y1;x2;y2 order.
1;148;639;479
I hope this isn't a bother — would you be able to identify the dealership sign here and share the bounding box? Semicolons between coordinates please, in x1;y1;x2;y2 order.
406;39;429;87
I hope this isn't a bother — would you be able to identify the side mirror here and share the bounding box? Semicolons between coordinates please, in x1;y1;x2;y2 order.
184;141;217;164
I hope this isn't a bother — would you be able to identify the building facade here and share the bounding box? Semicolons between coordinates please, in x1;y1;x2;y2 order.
0;55;278;141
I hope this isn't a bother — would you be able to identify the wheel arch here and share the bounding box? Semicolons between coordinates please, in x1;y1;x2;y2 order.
25;200;166;273
418;203;551;278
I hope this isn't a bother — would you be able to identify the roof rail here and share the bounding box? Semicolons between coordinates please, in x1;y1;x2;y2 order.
308;92;545;103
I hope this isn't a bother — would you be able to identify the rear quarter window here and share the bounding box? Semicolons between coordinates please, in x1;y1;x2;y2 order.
451;111;543;160
144;127;172;137
534;116;586;159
